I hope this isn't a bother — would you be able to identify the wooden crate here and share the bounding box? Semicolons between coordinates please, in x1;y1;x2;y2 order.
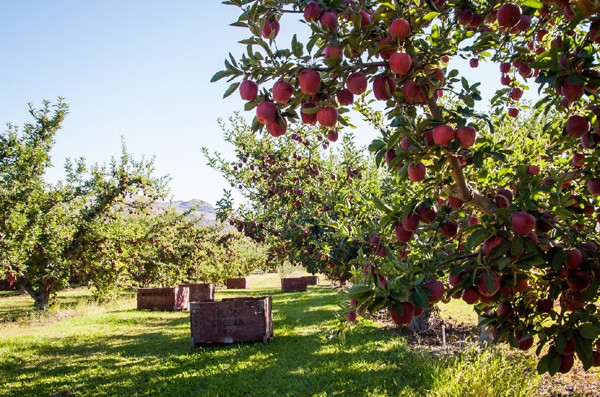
281;277;308;292
175;285;190;310
137;287;185;311
226;277;248;289
185;283;215;302
190;296;273;345
304;275;319;285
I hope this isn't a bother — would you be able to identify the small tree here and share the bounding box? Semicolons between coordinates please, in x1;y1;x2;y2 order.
215;1;600;374
0;101;168;310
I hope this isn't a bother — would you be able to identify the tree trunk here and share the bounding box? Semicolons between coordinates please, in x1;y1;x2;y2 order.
18;276;51;311
478;314;492;345
409;309;432;332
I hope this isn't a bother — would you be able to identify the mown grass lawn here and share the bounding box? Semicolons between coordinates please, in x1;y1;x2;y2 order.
0;275;595;397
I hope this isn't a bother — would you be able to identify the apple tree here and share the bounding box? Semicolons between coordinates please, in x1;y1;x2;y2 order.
0;101;168;310
214;0;600;374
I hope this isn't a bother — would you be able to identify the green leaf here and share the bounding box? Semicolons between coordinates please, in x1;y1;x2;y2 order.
466;226;487;251
537;354;549;374
412;288;430;309
510;237;524;257
372;196;393;214
579;324;599;340
348;285;374;300
223;82;240;99
522;0;543;8
210;70;231;83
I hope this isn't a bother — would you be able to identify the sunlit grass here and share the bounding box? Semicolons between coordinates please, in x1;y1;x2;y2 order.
0;280;548;397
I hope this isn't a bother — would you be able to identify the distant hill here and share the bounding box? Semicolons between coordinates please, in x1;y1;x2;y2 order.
155;199;216;226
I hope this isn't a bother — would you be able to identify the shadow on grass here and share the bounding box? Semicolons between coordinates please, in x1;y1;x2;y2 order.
1;286;446;397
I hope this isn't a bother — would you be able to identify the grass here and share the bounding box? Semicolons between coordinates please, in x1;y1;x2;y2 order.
0;276;587;397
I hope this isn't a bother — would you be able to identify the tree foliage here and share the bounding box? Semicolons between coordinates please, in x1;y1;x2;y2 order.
216;0;600;374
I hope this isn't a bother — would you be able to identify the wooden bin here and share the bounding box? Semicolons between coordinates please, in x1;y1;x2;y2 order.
137;287;187;311
186;283;215;302
175;285;190;310
226;277;248;289
303;275;319;286
190;296;273;345
281;277;308;292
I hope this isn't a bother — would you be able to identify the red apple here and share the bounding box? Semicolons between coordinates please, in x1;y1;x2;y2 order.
389;52;412;75
336;89;354;106
300;103;317;125
323;45;342;60
527;165;540;175
483;236;505;256
424;279;445;303
456;125;477;147
401;213;420;232
448;196;464;209
561;80;585;101
239;80;258;101
303;1;323;22
299;69;321;95
356;10;371;27
326;130;339;142
256;101;277;125
510;87;523;101
587;178;600;195
266;118;287;137
508;107;519;117
477;272;500;297
385;148;396;166
402;80;421;102
536;299;554;314
377;37;396;60
418;205;436;224
347;311;357;322
390;18;411;40
565;248;583;269
390;302;415;325
346;72;368;95
497;302;514;317
558;354;574;374
395;223;413;243
373;76;396;100
516;333;534;351
320;11;338;30
515;14;531;32
567;270;591;292
461;287;480;304
433;125;455;146
262;19;280;39
407;162;426;182
469;58;479;68
317;106;338;127
497;4;522;28
566;115;590;138
500;63;511;73
439;220;458;238
572;153;585;168
511;211;536;236
272;81;294;104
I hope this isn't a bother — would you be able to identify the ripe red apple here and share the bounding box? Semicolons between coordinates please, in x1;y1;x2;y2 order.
511;211;536;236
424;279;445;303
508;107;519;117
566;115;590;138
439;220;458;238
565;248;583;269
346;72;368;95
500;75;512;86
572;153;585;168
564;338;576;355
317;106;338;127
587;178;600;195
469;58;479;68
395;223;413;243
299;69;321;95
266;118;287;137
510;87;523;101
527;165;540;175
516;333;534;351
373;76;396;100
448;196;464;209
400;136;411;150
377;37;396;60
262;19;280;39
497;4;522;28
518;63;532;79
477;272;500;297
303;1;323;22
483;236;505;256
239;80;258;101
256;101;277;124
536;298;554;314
389;52;412;75
389;18;411;40
390;302;415;325
461;287;480;304
567;270;591;291
320;11;338;30
500;63;511;73
385;148;396;166
418;205;436;224
558;354;574;374
401;213;420;232
407;162;426;182
326;130;339;142
336;89;354;106
272;81;294;103
347;311;357;322
300;103;317;125
402;80;421;102
355;10;371;27
561;80;585;101
515;14;531;32
497;301;514;317
456;125;477;147
323;45;342;60
433;125;455;146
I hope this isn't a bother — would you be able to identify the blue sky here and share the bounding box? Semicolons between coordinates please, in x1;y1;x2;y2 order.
0;2;516;206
